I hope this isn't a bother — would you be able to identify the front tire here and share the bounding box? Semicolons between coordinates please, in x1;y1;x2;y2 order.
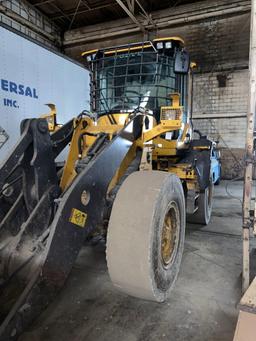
106;171;185;302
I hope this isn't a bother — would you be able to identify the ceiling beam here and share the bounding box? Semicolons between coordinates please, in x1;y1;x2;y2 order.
81;0;91;10
68;0;82;29
115;0;145;32
126;0;134;13
50;3;118;20
135;0;155;26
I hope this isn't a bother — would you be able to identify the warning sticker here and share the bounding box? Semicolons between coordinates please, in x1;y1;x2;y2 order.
69;208;87;228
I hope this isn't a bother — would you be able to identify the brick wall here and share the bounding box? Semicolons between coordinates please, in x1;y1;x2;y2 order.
192;67;249;178
192;69;248;146
193;70;249;117
193;115;247;149
0;0;61;48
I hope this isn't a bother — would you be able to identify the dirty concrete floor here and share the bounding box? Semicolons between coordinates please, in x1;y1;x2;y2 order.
21;181;247;341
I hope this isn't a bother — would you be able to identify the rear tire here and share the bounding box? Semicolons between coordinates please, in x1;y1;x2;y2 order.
187;182;213;225
106;171;185;302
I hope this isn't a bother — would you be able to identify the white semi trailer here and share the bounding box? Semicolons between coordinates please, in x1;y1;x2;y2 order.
0;25;90;161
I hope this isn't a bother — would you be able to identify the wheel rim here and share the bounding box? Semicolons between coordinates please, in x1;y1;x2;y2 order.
161;202;180;268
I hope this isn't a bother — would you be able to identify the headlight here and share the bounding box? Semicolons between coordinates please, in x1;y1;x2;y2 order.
156;42;164;49
161;108;181;121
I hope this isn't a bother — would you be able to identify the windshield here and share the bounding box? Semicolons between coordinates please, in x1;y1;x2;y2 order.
92;50;187;116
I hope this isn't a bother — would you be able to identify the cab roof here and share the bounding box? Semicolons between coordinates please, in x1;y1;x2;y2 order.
81;36;185;58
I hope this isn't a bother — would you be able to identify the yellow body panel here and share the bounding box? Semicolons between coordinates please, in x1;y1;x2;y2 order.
97;113;129;126
153;148;178;157
142;120;181;142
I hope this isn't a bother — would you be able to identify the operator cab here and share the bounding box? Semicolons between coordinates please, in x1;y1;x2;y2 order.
82;37;190;125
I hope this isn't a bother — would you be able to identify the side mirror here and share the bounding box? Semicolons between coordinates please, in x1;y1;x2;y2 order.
174;49;190;74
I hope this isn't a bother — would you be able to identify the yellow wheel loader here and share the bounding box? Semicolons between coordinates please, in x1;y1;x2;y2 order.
0;37;214;339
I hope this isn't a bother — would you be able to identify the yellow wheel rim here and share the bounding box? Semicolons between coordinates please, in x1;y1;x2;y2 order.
161;202;180;268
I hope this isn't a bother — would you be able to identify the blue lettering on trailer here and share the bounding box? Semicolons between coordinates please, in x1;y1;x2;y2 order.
1;79;39;99
3;98;19;108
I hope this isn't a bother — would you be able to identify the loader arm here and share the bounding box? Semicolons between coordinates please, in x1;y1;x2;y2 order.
0;114;143;340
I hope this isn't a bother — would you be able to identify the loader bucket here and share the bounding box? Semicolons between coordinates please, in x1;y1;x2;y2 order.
0;118;70;339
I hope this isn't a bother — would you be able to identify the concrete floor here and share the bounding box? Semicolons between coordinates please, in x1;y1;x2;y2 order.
21;181;245;341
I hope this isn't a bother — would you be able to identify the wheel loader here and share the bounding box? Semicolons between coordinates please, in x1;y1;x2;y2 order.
0;37;214;339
